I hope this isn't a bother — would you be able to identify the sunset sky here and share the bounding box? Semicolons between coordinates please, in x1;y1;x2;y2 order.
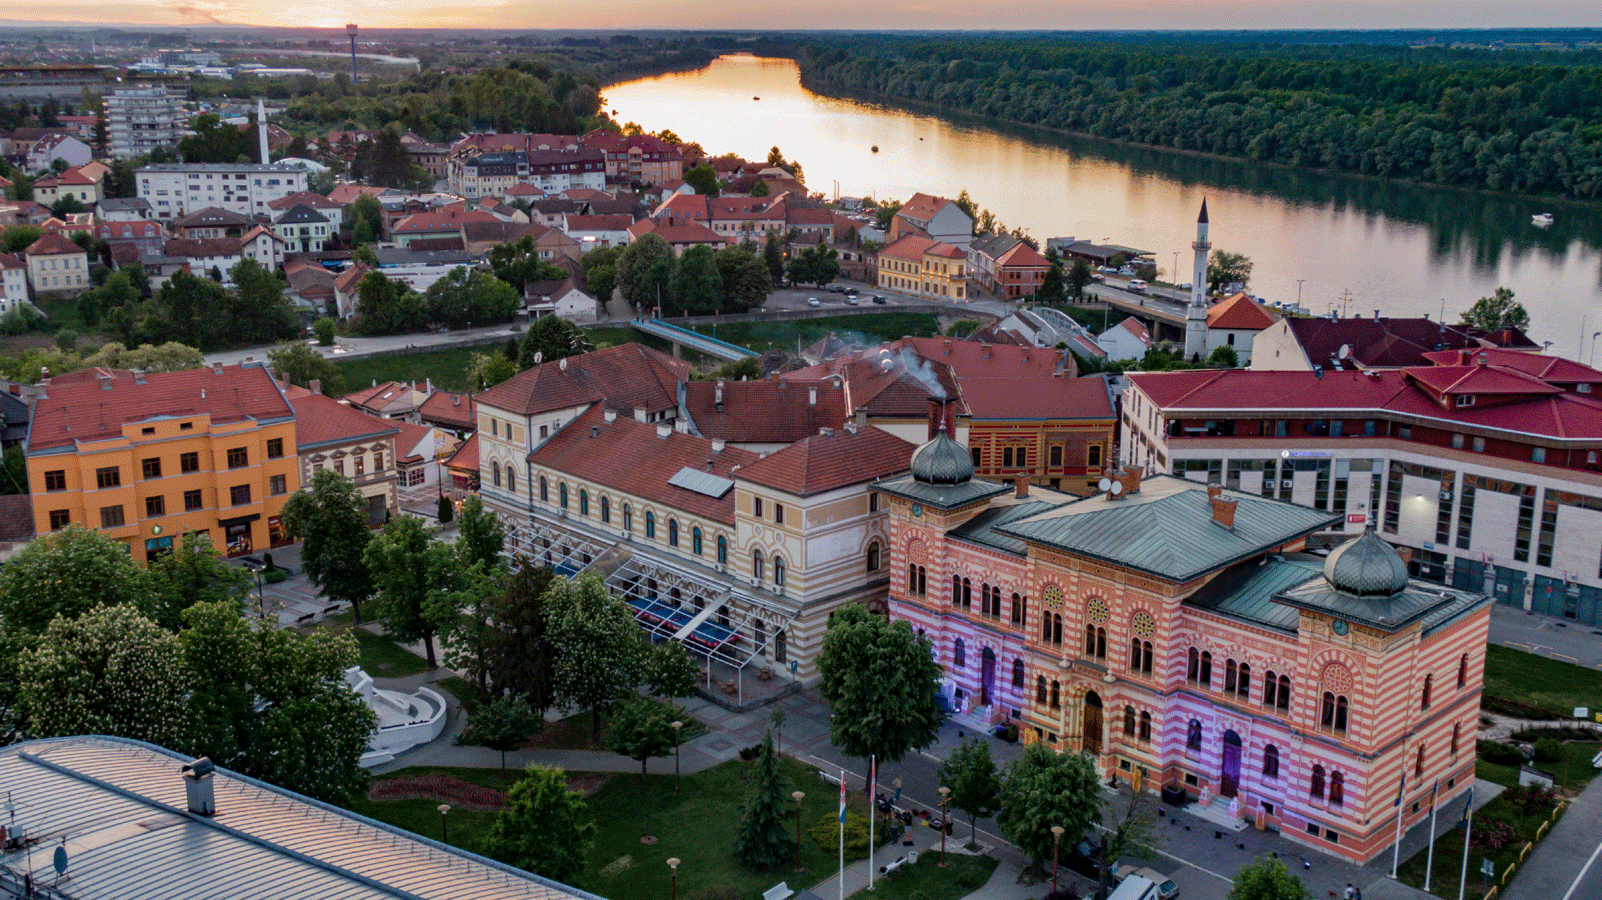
9;0;1602;32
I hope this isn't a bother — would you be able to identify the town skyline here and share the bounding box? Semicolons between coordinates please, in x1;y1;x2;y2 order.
5;0;1602;31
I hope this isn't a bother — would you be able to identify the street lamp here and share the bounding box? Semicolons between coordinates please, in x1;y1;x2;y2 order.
792;791;806;871
1051;825;1065;897
438;803;451;844
667;857;680;900
937;786;951;867
1590;330;1601;367
671;720;684;795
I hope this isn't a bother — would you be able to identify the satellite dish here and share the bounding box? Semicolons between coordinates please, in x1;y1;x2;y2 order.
533;351;544;364
53;845;67;876
1110;481;1125;496
1338;344;1351;360
1098;477;1112;492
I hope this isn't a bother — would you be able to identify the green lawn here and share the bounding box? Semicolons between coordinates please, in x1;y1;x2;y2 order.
869;852;998;900
353;758;900;900
300;615;435;677
1482;644;1602;718
1475;741;1602;792
686;312;942;353
333;345;487;394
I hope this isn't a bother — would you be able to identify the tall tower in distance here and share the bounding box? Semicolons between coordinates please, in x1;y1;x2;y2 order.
1184;198;1211;360
256;97;269;165
346;24;359;86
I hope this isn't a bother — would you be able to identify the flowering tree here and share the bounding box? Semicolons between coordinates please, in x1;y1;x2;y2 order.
454;495;505;571
547;573;648;742
0;525;148;634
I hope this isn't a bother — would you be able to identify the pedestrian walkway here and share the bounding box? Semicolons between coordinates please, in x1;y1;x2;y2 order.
1501;769;1602;900
806;817;944;900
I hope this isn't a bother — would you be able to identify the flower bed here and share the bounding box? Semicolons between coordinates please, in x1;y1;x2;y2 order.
370;775;508;810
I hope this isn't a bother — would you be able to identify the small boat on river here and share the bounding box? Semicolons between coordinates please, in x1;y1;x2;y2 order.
1533;213;1554;226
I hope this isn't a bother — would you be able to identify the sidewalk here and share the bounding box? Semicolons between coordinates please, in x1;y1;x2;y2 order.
1500;769;1602;900
806;817;945;900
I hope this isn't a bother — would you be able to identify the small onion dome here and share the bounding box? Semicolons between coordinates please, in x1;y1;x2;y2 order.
910;432;973;485
1323;531;1410;597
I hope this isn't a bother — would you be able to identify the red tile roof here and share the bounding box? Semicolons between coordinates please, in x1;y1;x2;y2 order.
877;234;938;262
341;381;426;416
996;241;1049;269
445;432;479;473
530;406;758;525
392;209;499;235
476;343;691;418
1403;364;1563;399
327;184;389;205
29;364;292;453
682;380;848;444
267;191;341;211
736;426;914;497
419;390;477;430
0;252;23;270
627;220;726;247
897;192;954;224
392;420;437;463
564;214;635;231
924;242;965;260
289;391;399;450
1206;292;1278;331
1420;348;1602;384
1281;316;1538;370
24;232;85;257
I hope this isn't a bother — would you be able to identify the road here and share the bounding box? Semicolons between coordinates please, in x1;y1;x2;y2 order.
1488;604;1602;671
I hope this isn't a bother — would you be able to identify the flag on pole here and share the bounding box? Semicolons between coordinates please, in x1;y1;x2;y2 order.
1459;786;1474;828
1395;774;1406;806
839;769;848;824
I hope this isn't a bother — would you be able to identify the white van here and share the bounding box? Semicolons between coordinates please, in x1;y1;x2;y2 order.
1107;874;1159;900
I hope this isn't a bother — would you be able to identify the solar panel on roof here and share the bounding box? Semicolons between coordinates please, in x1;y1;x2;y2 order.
668;467;734;498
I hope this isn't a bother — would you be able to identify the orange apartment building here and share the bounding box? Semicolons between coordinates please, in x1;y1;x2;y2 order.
877;448;1493;864
26;363;299;562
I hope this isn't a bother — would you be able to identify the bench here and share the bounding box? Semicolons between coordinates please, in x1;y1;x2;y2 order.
762;883;793;900
880;852;917;875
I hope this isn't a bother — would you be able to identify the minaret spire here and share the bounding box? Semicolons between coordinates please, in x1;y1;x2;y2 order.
1184;198;1212;360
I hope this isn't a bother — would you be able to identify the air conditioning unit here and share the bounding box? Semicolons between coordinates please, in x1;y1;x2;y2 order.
1439;491;1453;501
556;509;567;518
1281;479;1294;488
621;530;632;539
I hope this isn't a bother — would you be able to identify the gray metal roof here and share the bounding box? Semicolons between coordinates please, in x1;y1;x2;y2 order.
995;476;1341;583
1276;575;1489;633
1184;557;1325;633
0;737;603;900
667;466;734;499
950;500;1061;557
873;473;1011;512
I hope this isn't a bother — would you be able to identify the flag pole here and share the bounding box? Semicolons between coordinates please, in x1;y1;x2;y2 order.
867;756;876;892
838;768;846;900
1391;773;1406;878
1457;788;1475;900
1424;780;1440;891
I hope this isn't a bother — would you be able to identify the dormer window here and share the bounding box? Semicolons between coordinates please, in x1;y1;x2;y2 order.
1580;384;1593;394
1455;395;1475;407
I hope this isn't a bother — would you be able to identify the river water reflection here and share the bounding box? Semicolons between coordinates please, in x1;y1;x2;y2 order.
606;55;1602;354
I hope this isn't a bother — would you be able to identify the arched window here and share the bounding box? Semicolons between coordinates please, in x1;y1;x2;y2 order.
539;476;549;502
1186;719;1202;750
622;504;632;532
1451;722;1461;757
1276;675;1291;711
1263;745;1280;779
1236;662;1251;698
718;535;728;564
692;527;702;555
867;542;880;572
600;496;610;524
645;511;655;538
579;489;588;516
1187;647;1200;682
1263;670;1278;707
1043;613;1062;645
1011;593;1025;625
752;548;764;581
1336;696;1349;733
773;556;785;590
1123;706;1137;736
1012;658;1026;688
953;638;965;668
1138;711;1151;741
910;565;920;593
1085;626;1106;659
1416;745;1426;777
1037;676;1048;704
1329;772;1345;807
916;566;927;595
1199;651;1213;686
1050;680;1061;708
1086;625;1098;656
775;629;787;663
668;519;679;547
1225;659;1239;694
982;584;1002;618
1458;653;1469;689
1128;640;1152;676
559;482;568;508
506;469;515;492
952;575;963;606
1421;674;1433;710
961;578;972;609
1310;765;1326;800
1322;691;1336;729
492;464;502;488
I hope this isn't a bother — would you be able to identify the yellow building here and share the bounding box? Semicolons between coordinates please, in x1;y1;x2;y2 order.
27;363;300;563
875;234;968;301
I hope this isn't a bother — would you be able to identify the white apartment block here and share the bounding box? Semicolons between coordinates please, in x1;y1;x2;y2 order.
136;163;308;222
106;86;188;159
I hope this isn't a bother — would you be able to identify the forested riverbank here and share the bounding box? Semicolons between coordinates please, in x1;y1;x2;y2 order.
793;37;1602;201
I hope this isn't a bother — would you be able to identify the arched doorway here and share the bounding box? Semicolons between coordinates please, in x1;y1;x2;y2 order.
1082;691;1104;755
1220;730;1242;798
980;647;996;707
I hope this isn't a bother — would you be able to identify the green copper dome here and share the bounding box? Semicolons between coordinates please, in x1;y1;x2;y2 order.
1323;531;1411;598
910;432;974;485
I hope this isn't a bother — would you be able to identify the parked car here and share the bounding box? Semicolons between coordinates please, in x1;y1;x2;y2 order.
1091;273;1106;282
845;287;859;295
1065;839;1107;880
1176;282;1192;291
829;284;848;294
872;295;887;304
846;295;860;305
1127;279;1148;293
1116;866;1178;900
807;297;821;307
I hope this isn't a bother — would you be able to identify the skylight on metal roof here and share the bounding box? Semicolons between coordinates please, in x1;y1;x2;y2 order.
668;467;734;498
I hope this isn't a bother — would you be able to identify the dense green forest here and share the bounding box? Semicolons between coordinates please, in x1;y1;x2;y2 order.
795;38;1602;200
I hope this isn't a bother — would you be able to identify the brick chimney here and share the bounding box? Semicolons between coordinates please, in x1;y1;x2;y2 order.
1210;496;1238;529
1395;546;1414;569
309;379;321;394
1119;466;1143;495
1014;476;1029;499
927;397;942;440
1207;482;1223;500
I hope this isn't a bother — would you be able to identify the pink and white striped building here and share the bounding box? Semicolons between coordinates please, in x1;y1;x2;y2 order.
874;435;1492;863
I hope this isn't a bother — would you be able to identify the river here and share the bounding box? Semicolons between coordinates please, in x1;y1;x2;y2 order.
604;55;1602;357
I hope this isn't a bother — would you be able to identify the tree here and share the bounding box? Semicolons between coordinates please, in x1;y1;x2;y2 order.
683;163;720;196
482;765;597;882
438;494;455;523
816;603;945;787
733;730;798;870
875;201;902;231
1036;259;1067;303
179;113;251;164
786;241;841;288
267;342;345;397
0;525;148;635
616;232;674;309
517;313;592;369
470;561;559;708
939;739;1002;847
715;245;774;312
353;271;426;336
1207;250;1253;292
1068;259;1093;300
547;572;648;742
363;515;454;668
463;694;541;771
1208;345;1240;368
996;742;1103;864
312;317;336;346
424;267;520;329
349;193;383;245
762;230;786;283
750;179;770;197
1459;286;1530;332
467;350;517;389
607;697;680;785
145;531;250;629
147;269;232;350
0;445;25;496
487;235;567;293
1097;790;1159;898
645;640;699;699
1;224;43;253
455;495;506;571
227;257;299;346
668;243;724;315
49;193;87;218
1227;856;1314;900
279;468;375;623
